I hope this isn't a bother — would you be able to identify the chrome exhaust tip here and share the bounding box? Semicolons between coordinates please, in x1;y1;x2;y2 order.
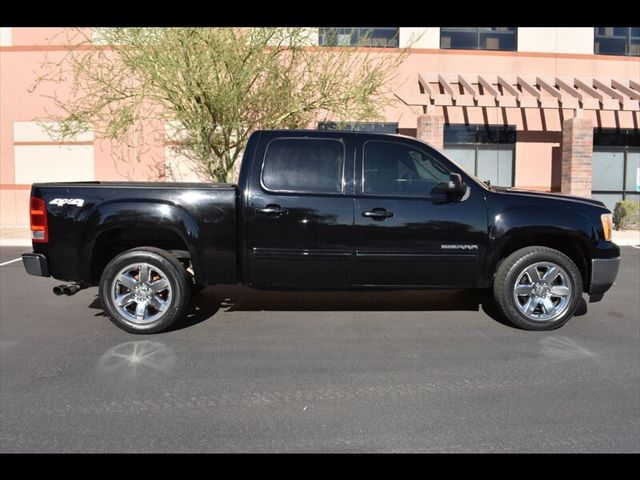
63;285;81;295
53;284;83;296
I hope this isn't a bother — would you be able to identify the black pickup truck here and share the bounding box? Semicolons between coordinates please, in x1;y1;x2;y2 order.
22;129;620;333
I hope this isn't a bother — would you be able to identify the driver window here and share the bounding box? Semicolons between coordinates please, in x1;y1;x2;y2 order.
363;141;450;196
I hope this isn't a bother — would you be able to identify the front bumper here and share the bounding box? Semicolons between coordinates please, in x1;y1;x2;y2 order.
22;253;50;277
588;257;620;302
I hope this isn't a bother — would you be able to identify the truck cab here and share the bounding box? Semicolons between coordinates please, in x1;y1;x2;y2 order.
242;130;489;290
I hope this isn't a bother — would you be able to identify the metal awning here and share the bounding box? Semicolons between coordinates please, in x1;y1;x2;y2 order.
401;74;640;111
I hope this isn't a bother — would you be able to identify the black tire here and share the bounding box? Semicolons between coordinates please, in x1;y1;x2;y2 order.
99;247;191;334
493;246;583;331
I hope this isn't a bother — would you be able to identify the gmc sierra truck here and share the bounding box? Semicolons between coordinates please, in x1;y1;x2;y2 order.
22;129;620;333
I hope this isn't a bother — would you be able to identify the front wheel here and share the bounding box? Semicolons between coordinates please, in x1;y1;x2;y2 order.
493;246;583;331
99;247;191;334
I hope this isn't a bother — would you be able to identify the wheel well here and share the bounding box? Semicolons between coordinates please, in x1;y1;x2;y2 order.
496;234;590;291
89;228;191;284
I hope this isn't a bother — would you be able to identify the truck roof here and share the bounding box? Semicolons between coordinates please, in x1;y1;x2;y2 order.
256;128;418;142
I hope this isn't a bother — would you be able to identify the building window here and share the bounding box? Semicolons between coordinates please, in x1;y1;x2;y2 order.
594;27;640;56
318;122;398;134
440;27;517;51
318;28;399;48
443;125;516;187
591;128;640;211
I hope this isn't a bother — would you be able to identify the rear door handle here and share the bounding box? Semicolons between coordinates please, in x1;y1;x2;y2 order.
256;204;288;216
362;208;394;219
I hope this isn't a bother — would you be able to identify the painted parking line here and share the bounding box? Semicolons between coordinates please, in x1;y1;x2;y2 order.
631;245;640;250
0;257;21;267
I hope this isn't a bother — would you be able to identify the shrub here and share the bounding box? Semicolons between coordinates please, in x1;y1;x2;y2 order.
613;200;640;230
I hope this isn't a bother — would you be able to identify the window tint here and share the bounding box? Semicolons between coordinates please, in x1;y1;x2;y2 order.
477;148;513;187
319;28;399;48
595;27;640;57
592;129;640;211
440;27;516;51
262;138;344;194
443;124;516;187
592;151;625;191
625;152;640;192
444;124;516;144
363;141;450;197
594;128;640;147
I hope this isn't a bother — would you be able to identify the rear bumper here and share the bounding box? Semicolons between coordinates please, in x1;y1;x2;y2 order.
588;257;620;302
22;253;50;277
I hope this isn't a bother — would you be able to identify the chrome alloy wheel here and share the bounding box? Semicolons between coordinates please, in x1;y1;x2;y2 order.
512;261;572;322
111;263;172;325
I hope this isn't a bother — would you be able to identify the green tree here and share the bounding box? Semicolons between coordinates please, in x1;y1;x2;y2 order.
34;28;412;182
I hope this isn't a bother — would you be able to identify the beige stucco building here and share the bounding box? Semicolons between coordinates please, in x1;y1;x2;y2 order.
1;27;639;230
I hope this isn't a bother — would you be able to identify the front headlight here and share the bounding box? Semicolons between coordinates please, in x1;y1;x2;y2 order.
601;213;613;241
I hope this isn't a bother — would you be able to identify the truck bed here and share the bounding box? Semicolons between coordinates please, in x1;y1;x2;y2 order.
31;182;239;286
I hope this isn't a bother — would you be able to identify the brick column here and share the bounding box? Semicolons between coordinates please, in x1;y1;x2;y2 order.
416;112;444;150
561;116;593;198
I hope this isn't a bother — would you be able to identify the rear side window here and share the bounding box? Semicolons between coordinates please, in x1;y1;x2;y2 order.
262;138;344;194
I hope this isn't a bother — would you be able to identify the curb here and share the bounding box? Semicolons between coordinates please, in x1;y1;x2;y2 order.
613;239;640;247
612;231;640;247
0;239;31;247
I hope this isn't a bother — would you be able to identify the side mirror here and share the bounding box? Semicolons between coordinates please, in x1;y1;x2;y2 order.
447;173;467;199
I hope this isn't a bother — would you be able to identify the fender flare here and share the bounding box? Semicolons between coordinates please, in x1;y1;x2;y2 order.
487;206;593;276
81;199;206;285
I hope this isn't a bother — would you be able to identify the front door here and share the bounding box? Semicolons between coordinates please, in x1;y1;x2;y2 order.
246;135;355;289
353;138;488;287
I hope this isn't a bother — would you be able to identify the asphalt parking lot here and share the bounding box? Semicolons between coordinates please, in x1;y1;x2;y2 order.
0;245;638;453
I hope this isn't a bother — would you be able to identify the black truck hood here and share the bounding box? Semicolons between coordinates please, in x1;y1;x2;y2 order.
492;186;607;209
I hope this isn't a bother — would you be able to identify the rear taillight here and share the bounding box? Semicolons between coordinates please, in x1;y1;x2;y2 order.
30;196;48;243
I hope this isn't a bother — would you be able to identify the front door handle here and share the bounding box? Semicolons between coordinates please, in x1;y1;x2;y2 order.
256;204;288;216
362;208;394;219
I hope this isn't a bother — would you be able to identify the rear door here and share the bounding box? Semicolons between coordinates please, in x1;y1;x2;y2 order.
245;133;355;288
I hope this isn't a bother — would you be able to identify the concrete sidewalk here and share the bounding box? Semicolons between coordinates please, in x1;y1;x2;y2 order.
612;230;640;247
2;226;639;248
1;228;30;247
0;227;31;247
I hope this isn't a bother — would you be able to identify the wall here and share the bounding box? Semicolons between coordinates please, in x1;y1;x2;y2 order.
400;28;440;49
517;28;595;55
0;28;165;227
1;27;639;227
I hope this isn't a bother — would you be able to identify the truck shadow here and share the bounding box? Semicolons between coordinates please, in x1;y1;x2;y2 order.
207;285;482;312
197;285;588;329
89;285;588;332
88;295;221;332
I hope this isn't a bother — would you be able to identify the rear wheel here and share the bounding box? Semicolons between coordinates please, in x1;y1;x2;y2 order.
493;246;583;331
99;247;191;334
